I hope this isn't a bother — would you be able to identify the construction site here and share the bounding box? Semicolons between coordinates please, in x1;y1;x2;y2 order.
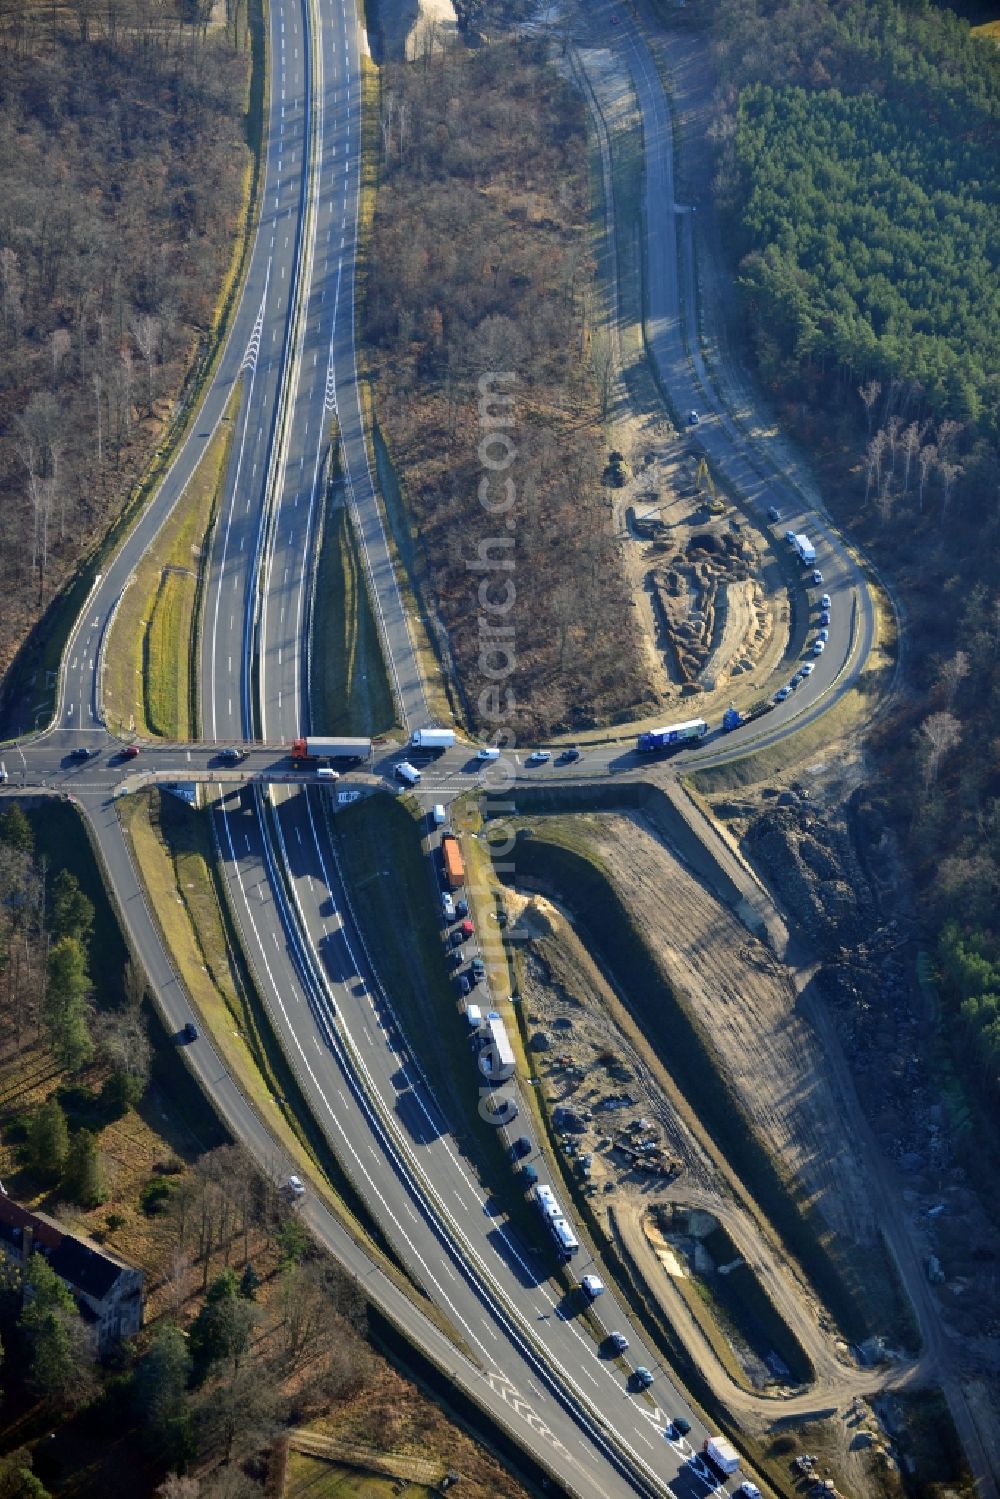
492;780;988;1499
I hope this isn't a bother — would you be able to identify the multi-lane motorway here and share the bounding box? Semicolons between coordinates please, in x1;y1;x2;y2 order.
0;0;888;1495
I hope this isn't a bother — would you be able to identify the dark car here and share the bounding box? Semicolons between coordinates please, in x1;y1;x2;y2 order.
121;744;140;760
455;899;470;919
470;957;486;985
456;974;472;997
671;1417;691;1438
448;948;465;969
819;609;831;626
558;747;582;764
220;746;246;763
182;1022;198;1043
767;506;782;522
450;928;466;948
69;745;97;761
510;1136;533;1160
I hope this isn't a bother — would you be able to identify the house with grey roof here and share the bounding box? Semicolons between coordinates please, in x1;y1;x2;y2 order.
0;1197;144;1352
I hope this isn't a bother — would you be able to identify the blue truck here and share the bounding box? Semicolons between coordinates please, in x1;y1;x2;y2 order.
636;718;708;754
722;701;775;733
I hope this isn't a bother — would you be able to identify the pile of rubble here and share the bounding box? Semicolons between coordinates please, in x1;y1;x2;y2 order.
648;525;763;688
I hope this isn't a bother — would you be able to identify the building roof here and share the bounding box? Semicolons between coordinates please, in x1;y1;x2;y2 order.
0;1197;138;1302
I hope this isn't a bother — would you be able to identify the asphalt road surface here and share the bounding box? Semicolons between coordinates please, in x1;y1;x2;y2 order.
0;0;892;1495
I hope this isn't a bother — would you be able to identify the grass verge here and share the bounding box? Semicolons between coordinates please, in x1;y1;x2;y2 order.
285;1455;434;1498
352;52;455;731
488;820;874;1344
118;787;406;1281
103;383;241;739
688;674;884;794
311;488;397;737
606;85;646;370
368;415;455;727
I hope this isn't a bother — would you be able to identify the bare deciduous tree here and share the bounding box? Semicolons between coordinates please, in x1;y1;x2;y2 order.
935;650;970;709
875;474;894;527
900;420;921;498
131;314;160;413
863;427;887;506
157;1474;201;1499
937;459;962;529
916;710;962;793
917;442;937;513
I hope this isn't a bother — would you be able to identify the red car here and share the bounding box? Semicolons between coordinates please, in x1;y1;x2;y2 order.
121;745;140;759
458;919;474;940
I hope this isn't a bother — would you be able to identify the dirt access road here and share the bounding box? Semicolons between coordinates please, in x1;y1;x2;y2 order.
511;802;988;1494
559;0;995;1484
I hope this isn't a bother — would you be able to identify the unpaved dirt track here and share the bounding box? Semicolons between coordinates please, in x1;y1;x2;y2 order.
566;0;997;1484
602;786;997;1488
515;807;999;1493
589;815;881;1252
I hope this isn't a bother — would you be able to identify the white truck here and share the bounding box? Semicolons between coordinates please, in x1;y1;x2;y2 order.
704;1436;741;1477
792;533;816;565
477;1014;515;1081
410;728;456;750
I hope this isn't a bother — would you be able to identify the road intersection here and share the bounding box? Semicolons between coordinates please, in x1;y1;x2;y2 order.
0;0;893;1495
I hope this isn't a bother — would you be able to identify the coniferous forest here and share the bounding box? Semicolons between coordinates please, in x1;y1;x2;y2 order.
712;0;1000;1121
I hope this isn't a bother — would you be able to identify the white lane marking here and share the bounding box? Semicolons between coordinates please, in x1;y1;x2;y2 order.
208;267;271;741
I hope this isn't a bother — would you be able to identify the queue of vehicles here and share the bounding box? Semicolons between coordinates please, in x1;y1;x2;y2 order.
429;821;763;1487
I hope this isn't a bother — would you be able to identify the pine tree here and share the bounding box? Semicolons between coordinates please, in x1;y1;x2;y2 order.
49;870;94;944
188;1271;255;1383
132;1324;194;1464
44;937;94;1071
63;1130;106;1207
28;1099;69;1178
0;805;33;853
238;1263;261;1301
19;1254;96;1412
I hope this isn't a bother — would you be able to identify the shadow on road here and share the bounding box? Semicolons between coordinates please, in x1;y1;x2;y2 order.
485;1225;547;1289
393;1087;444;1146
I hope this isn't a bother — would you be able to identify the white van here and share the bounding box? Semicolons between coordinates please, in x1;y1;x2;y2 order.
316;766;340;781
432;803;447;826
395;761;421;786
476;746;501;762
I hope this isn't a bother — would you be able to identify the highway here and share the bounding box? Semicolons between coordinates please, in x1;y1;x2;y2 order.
192;0;714;1491
0;0;891;1496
